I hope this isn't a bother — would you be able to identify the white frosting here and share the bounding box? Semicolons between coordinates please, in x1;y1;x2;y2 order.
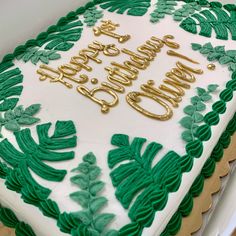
1;1;236;236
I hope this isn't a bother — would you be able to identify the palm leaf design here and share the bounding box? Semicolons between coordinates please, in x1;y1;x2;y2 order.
0;120;77;203
180;4;236;40
0;66;23;112
99;0;151;16
108;134;182;235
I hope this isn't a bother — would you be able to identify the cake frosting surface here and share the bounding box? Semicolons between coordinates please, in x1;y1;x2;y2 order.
0;1;236;236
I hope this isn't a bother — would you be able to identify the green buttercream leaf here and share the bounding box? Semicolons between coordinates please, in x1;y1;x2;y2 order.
207;52;222;61
191;96;200;105
229;62;236;71
183;105;195;116
179;116;193;129
181;130;194;142
5;120;21;132
196;87;206;96
4;110;15;120
90;181;105;195
72;162;90;174
200;93;212;102
196;101;206;111
191;43;202;51
74;211;92;225
94;213;115;233
207;84;219;92
48;52;61;60
90;197;107;213
71;174;89;190
31;55;40;65
89;166;101;180
215;46;225;53
18;116;40;125
192;112;204;123
83;152;96;164
24;104;41;116
219;56;233;65
70;191;90;208
226;50;236;57
14;105;24;117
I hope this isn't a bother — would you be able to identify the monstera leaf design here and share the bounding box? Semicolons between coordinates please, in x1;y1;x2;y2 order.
99;0;151;16
108;134;182;235
180;4;236;40
0;67;23;112
39;18;83;52
0;120;77;203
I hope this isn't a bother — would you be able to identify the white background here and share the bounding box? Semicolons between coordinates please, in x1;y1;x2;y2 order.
0;1;235;236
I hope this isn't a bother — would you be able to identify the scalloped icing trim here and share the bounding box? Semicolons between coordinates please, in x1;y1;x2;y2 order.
176;134;236;236
161;113;236;236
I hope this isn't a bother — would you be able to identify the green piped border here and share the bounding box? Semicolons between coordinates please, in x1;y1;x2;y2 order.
0;0;236;236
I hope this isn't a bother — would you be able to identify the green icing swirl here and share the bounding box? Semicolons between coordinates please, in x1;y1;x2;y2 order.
196;124;211;141
212;100;226;114
39;199;60;219
220;88;233;102
185;139;203;158
179;155;193;172
204;111;220;126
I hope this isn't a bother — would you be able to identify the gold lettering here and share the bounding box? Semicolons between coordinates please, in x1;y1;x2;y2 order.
37;65;73;89
70;54;92;72
77;85;119;113
79;49;102;64
121;48;150;68
141;83;180;107
110;62;138;79
93;20;131;43
176;61;204;74
137;45;156;61
126;91;173;121
162;35;180;49
167;50;199;64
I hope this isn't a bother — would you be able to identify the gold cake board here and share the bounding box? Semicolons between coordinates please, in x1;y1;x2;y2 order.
0;223;14;236
1;136;236;236
177;134;236;236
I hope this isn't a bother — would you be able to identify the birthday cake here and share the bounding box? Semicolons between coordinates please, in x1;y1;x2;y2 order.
0;0;236;235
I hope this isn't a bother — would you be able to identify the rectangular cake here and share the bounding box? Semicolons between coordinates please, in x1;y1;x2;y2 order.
0;0;236;235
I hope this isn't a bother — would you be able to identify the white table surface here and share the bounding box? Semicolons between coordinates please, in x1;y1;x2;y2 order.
0;1;235;236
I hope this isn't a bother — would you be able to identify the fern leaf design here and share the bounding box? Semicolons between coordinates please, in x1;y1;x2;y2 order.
108;134;182;235
192;42;236;72
0;104;41;137
180;4;236;40
99;0;151;16
58;152;117;235
180;85;219;143
0;67;23;112
0;120;77;202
